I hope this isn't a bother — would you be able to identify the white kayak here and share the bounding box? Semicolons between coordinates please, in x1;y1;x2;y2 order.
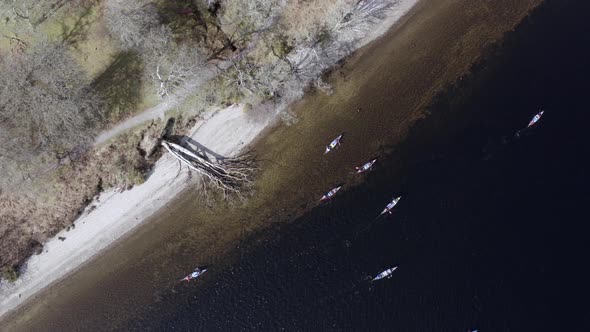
527;110;544;128
324;134;343;154
320;185;342;201
372;266;398;281
380;196;402;216
355;158;377;174
181;267;207;282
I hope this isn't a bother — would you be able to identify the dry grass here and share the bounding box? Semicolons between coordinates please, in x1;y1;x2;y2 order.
279;0;356;44
0;104;204;272
0;119;169;269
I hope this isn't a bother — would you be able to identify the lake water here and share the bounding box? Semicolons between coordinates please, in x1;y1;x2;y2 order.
6;0;590;331
125;1;590;330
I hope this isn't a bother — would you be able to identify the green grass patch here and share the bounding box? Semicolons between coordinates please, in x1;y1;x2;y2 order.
42;4;99;45
271;34;294;59
92;52;145;124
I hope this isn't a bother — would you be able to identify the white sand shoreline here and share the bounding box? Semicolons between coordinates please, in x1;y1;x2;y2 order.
0;0;419;319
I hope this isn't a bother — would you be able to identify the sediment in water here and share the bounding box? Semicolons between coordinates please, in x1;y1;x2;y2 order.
2;0;543;330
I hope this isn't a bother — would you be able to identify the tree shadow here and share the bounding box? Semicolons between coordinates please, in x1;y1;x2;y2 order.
156;0;236;60
60;3;98;47
92;52;144;123
157;1;209;43
166;135;226;161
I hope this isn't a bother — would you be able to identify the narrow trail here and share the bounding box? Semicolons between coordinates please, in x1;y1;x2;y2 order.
92;11;277;147
92;68;216;147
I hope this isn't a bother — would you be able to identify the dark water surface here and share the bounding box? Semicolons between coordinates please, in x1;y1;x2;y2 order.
126;1;590;331
7;0;590;331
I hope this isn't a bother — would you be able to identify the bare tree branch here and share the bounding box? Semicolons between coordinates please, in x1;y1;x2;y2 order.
161;140;256;201
0;41;104;188
283;0;399;92
5;0;69;27
218;0;284;45
146;40;209;99
103;0;161;50
0;34;28;52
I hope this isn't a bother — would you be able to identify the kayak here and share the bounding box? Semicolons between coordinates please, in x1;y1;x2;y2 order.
527;110;544;128
355;158;377;174
181;267;207;282
320;185;342;201
324;134;343;154
372;266;398;281
380;196;402;215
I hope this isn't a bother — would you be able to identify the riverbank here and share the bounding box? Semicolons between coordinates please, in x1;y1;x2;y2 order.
0;104;272;317
0;0;420;321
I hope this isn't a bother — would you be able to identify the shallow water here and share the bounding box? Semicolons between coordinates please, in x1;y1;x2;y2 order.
6;0;590;331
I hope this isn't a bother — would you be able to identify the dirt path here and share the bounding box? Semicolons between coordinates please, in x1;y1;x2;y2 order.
92;68;216;146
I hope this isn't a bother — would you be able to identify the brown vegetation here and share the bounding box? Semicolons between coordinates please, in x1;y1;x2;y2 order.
0;119;167;271
0;41;104;190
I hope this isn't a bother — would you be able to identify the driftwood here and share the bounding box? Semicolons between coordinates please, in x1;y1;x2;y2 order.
161;140;256;200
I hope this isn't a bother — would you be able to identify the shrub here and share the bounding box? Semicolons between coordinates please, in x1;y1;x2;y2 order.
0;266;19;283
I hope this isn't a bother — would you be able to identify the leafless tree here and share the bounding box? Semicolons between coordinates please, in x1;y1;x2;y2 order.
331;0;400;44
222;58;291;99
144;38;210;98
286;0;398;83
104;1;212;99
219;1;398;106
222;61;264;96
278;0;355;44
103;0;161;50
218;0;284;44
0;42;103;188
162;140;256;200
286;45;328;80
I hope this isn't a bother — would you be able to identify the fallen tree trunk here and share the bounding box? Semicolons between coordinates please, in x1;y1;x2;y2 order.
161;140;256;200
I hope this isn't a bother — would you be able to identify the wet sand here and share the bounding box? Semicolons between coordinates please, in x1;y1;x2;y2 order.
1;0;542;330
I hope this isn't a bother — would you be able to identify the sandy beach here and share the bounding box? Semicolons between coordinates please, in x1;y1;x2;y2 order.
0;104;273;317
0;0;419;320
